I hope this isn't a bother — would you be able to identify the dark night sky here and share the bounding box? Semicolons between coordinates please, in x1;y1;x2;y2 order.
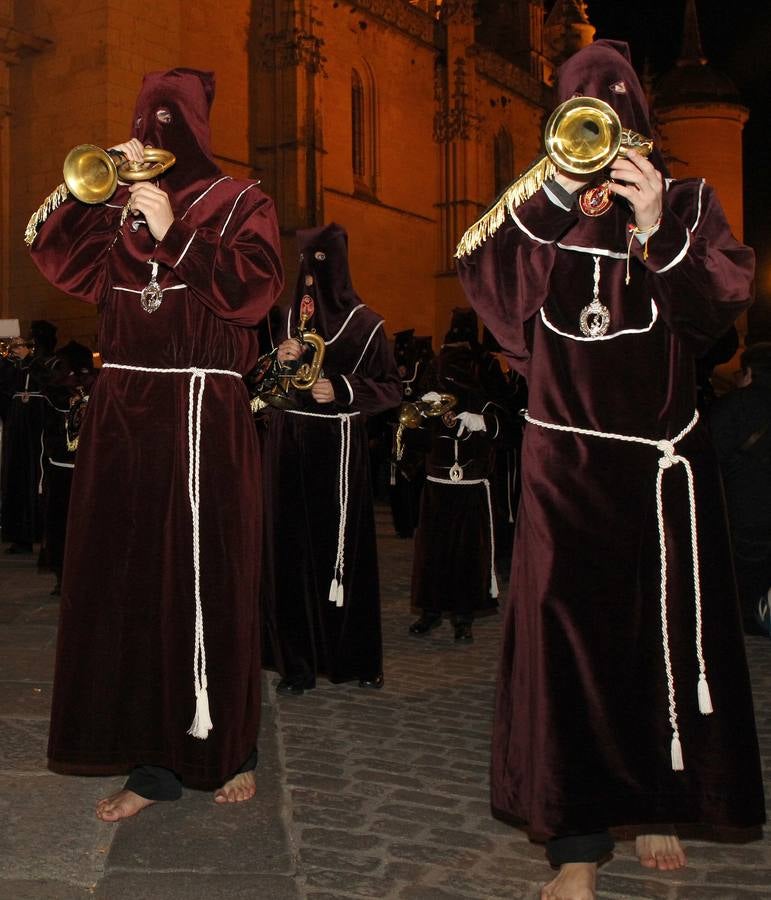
575;0;771;336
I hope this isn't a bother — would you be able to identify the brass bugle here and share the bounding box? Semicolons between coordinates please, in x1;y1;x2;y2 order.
62;144;177;205
289;305;325;391
0;338;35;358
399;393;457;429
544;96;653;176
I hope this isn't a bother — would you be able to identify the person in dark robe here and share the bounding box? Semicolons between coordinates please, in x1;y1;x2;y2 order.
479;324;526;572
710;341;771;636
261;222;401;695
0;320;58;553
388;328;431;538
407;309;506;643
37;340;97;595
455;39;765;900
27;68;283;820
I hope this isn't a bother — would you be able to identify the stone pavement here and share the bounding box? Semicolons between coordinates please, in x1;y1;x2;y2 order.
1;504;769;899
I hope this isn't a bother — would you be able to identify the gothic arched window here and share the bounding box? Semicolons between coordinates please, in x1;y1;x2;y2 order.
352;69;365;179
494;127;514;196
351;65;377;195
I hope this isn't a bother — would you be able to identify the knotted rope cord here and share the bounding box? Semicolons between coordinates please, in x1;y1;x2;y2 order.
426;475;499;599
103;362;242;739
283;408;360;607
523;409;710;772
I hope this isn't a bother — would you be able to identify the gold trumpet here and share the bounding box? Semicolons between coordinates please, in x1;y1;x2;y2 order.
395;393;457;461
250;302;326;411
63;144;177;204
543;96;653;176
398;393;457;429
289;303;325;391
455;96;653;257
0;338;35;359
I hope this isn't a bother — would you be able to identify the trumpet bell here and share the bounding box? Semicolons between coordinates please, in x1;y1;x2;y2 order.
63;144;119;204
63;144;177;205
544;97;622;176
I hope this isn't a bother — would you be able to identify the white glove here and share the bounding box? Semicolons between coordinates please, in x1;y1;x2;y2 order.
420;391;442;403
455;411;486;436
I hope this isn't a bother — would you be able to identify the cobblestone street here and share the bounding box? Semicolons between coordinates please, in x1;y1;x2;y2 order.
1;504;769;899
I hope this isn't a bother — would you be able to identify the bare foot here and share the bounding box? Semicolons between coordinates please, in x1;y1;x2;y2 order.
541;862;597;900
635;834;687;870
214;769;257;804
95;789;156;822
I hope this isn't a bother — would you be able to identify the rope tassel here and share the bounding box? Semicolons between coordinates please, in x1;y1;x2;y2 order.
671;734;684;772
698;675;714;715
188;680;213;740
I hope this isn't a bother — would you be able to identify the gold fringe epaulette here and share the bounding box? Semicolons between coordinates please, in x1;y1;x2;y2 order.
454;155;556;259
24;183;70;246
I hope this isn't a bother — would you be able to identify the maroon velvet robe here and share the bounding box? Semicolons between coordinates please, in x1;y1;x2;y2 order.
28;69;283;788
457;42;765;840
262;224;401;687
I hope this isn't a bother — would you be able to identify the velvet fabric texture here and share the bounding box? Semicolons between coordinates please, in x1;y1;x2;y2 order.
29;68;283;788
457;41;765;838
409;343;503;617
0;354;49;544
262;224;401;686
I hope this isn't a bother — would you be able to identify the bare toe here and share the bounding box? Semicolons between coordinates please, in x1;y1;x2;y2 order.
635;834;687;871
214;770;256;804
95;789;156;822
541;862;596;900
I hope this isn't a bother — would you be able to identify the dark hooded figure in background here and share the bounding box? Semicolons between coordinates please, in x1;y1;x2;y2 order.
406;307;509;643
37;339;97;595
261;222;401;695
28;68;284;819
387;328;432;539
710;341;771;636
0;319;58;553
456;39;764;899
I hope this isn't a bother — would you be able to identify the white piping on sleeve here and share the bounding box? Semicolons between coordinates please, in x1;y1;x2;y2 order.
656;232;691;273
340;374;354;405
173;229;198;268
511;211;553;244
351;320;384;373
220;184;258;237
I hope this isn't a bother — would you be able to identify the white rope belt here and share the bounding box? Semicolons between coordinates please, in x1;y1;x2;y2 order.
524;409;710;771
103;361;242;740
284;408;360;607
426;475;499;599
48;457;75;469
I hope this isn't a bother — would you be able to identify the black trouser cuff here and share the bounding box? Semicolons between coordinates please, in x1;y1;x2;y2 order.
546;831;614;866
125;747;259;801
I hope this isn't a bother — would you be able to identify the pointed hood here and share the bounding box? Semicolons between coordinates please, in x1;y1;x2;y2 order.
131;68;222;210
555;39;668;177
291;223;363;339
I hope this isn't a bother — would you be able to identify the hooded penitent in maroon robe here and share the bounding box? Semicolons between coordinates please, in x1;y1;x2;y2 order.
456;41;765;839
28;69;283;788
262;223;401;690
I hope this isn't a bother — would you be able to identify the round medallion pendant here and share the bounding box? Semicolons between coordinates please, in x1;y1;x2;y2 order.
140;278;164;314
449;462;464;483
404;385;413;397
579;181;614;217
579;299;611;338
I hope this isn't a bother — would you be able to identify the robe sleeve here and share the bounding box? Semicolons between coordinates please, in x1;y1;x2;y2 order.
328;322;402;416
455;189;575;376
630;180;754;351
152;190;284;327
28;192;129;303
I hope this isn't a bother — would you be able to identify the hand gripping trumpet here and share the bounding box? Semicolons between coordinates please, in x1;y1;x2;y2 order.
395;392;457;461
24;144;176;245
455;96;653;257
249;296;326;412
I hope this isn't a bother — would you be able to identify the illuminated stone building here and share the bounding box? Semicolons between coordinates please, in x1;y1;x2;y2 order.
0;0;749;348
